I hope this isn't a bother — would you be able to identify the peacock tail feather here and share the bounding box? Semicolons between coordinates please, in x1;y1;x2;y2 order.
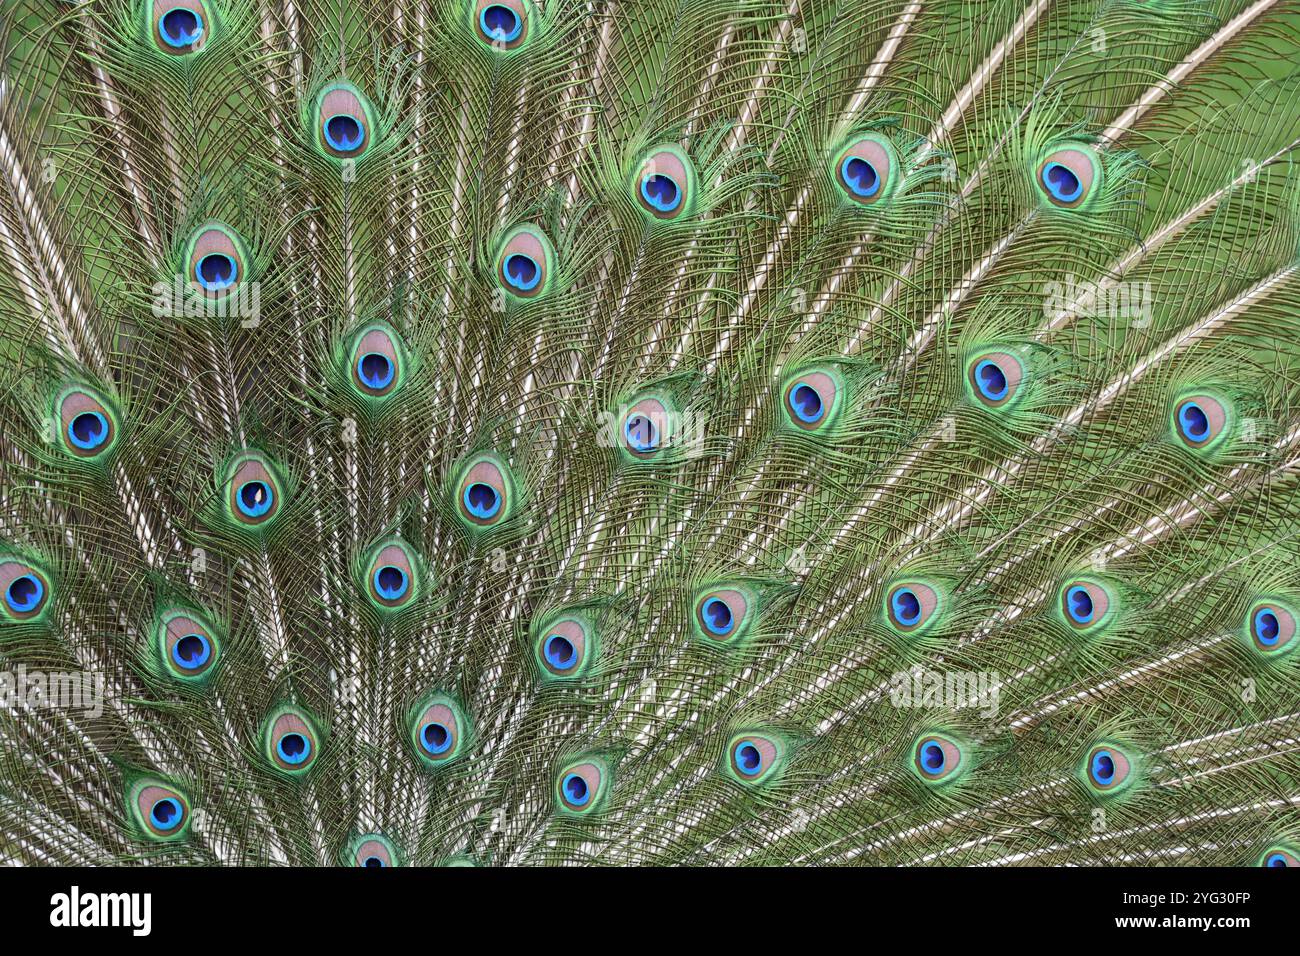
0;0;1297;866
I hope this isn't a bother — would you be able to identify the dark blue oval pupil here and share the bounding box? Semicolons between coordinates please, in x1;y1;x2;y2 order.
922;742;944;772
327;115;362;150
1069;587;1093;621
483;5;519;38
1044;162;1081;201
377;566;405;595
792;384;822;421
280;733;306;758
1094;752;1114;782
1268;854;1287;867
565;775;588;801
978;361;1007;398
1180;402;1209;440
424;723;448;749
844;157;878;195
360;353;392;388
643;174;679;209
363;856;384;867
161;8;200;43
546;635;575;668
175;633;207;667
151;798;179;827
199;253;233;286
626;414;656;450
467;483;498;514
72;412;106;445
705;598;732;632
240;481;268;510
505;253;538;287
8;576;39;609
737;743;761;773
1257;610;1279;641
894;589;921;624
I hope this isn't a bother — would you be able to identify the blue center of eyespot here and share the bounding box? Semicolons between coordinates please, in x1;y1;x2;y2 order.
324;114;364;152
975;360;1008;402
920;741;945;775
363;855;385;867
236;480;273;518
503;253;539;291
374;565;409;601
624;414;659;452
563;773;590;806
480;5;521;42
891;588;921;627
1267;853;1288;867
1254;608;1280;646
68;411;108;450
1067;586;1094;624
150;797;182;830
702;597;734;636
544;634;576;670
172;633;211;670
277;732;311;765
160;8;203;47
421;721;451;754
5;574;43;614
358;352;394;390
640;174;681;212
790;383;824;423
840;156;880;198
196;253;235;291
1042;162;1082;203
736;742;762;776
463;482;501;520
1178;401;1209;442
1091;750;1115;785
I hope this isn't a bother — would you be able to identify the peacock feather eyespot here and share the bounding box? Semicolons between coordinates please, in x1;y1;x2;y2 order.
1258;844;1300;867
1244;598;1296;657
1171;393;1230;451
156;607;221;682
910;733;965;785
454;453;516;530
346;833;401;867
55;385;119;460
473;0;531;50
126;777;191;842
261;706;323;777
224;451;284;529
534;614;596;681
884;581;942;634
148;0;209;55
494;224;555;300
185;221;247;298
632;145;696;221
314;82;375;161
966;351;1025;409
0;558;52;624
361;538;422;613
724;732;786;787
692;586;753;645
1057;578;1113;633
555;758;610;815
1036;143;1101;210
833;134;898;206
781;368;842;433
619;396;673;460
409;694;469;769
1082;742;1135;797
347;323;406;400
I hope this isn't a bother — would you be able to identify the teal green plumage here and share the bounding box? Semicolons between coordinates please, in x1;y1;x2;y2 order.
0;0;1297;866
